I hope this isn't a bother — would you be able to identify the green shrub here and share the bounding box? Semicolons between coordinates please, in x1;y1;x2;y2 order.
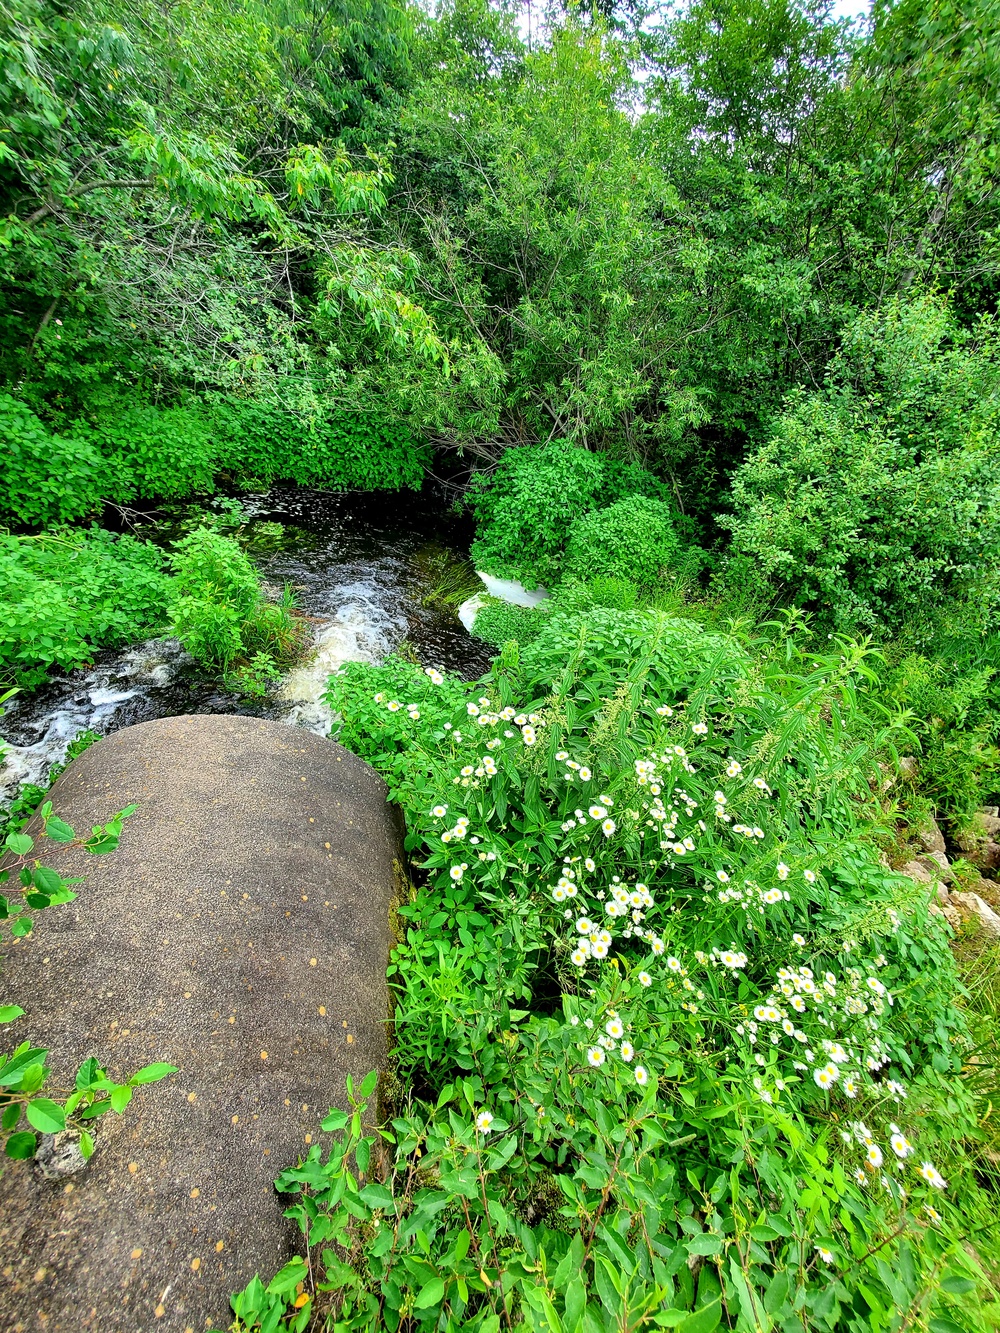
467;441;668;586
0;530;172;688
284;624;998;1330
470;597;543;647
167;526;305;675
563;494;681;586
0;395;103;526
207;398;429;491
83;403;217;500
725;296;1000;633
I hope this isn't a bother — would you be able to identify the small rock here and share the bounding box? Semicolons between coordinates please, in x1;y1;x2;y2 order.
979;806;999;819
901;859;933;885
34;1130;95;1181
913;815;945;855
929;901;961;929
950;892;1000;939
898;756;920;780
934;882;951;905
952;833;1000;871
972;811;1000;838
917;850;953;883
969;876;1000;911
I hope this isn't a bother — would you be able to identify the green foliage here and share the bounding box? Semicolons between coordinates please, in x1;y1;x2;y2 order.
725;297;1000;634
470;597;544;648
0;529;172;688
467;442;670;586
563;495;682;587
0;395;103;526
81;404;218;500
0;801;177;1167
207;399;429;492
232;617;1000;1328
167;527;306;675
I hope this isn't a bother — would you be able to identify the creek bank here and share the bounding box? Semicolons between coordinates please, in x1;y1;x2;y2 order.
0;485;491;804
0;715;403;1332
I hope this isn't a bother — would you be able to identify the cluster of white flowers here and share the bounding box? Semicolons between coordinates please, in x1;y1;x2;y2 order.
375;695;422;721
571;1009;650;1086
734;958;898;1106
560;796;617;836
424;667;445;686
846;1120;946;1194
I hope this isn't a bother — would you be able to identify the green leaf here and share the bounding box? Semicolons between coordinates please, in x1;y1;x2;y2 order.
1;1102;21;1130
678;1300;722;1333
930;1320;967;1333
26;1098;66;1134
11;916;33;937
360;1070;378;1098
76;1057;102;1090
0;1047;48;1087
356;1137;371;1174
110;1085;133;1113
414;1277;445;1309
44;817;75;843
5;833;33;855
686;1234;724;1257
939;1277;976;1296
321;1108;349;1132
32;866;63;894
79;1130;95;1160
0;1005;25;1024
4;1130;37;1159
128;1062;178;1086
265;1257;308;1296
358;1183;394;1209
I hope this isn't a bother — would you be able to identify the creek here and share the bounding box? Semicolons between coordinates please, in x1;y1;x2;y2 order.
0;485;492;804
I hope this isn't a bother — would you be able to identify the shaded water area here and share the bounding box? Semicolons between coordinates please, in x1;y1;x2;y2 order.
0;485;493;802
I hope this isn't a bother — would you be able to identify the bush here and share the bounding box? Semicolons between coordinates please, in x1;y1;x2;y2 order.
167;526;305;675
725;296;1000;633
207;398;429;492
293;614;999;1331
470;597;544;647
0;529;172;688
83;403;217;500
467;441;669;586
563;494;681;586
0;394;103;526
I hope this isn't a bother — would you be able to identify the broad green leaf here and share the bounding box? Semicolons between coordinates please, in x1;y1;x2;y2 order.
5;833;33;855
414;1277;445;1309
26;1098;66;1134
4;1130;37;1159
0;1005;25;1024
44;818;75;843
939;1277;976;1296
110;1085;133;1113
128;1062;178;1086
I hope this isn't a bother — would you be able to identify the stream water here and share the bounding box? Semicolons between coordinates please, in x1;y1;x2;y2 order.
0;485;493;804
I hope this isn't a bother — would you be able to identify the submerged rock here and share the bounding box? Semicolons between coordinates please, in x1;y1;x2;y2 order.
0;714;403;1332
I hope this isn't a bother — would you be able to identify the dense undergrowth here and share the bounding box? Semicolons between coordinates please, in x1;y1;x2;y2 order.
2;0;1000;1327
224;598;999;1331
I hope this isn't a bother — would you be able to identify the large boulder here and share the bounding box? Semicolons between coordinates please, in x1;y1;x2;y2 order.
0;715;404;1332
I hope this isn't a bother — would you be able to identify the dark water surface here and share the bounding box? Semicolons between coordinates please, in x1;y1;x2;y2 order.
0;486;491;801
